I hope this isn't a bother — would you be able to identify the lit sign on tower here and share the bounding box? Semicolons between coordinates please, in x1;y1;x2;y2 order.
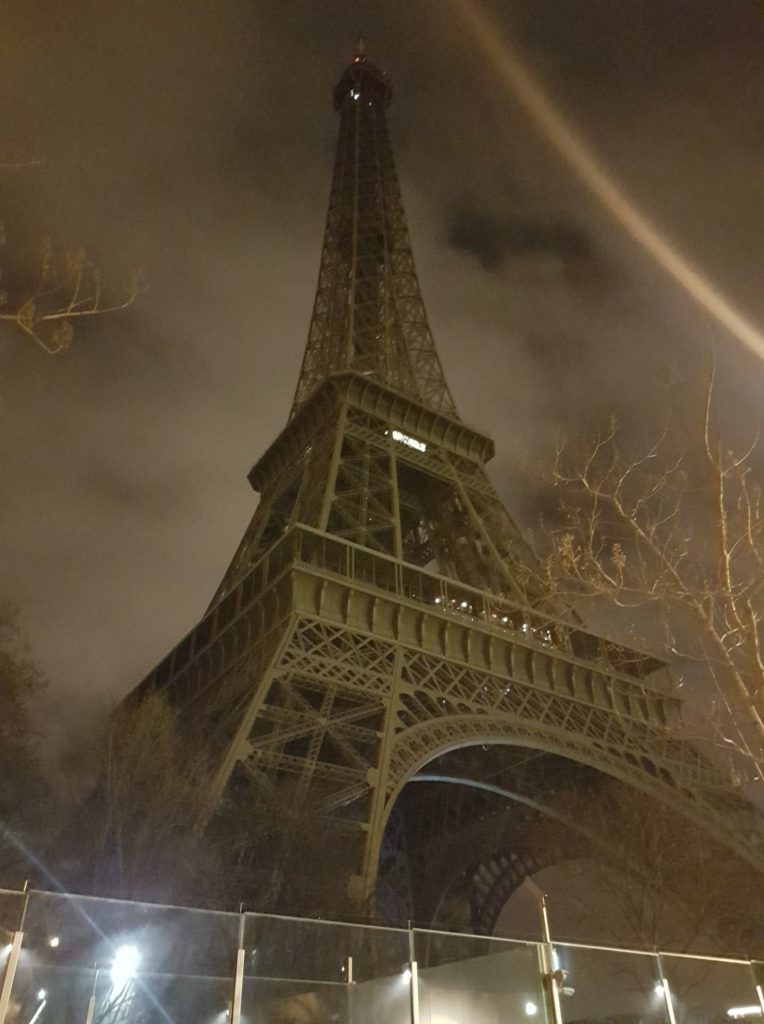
392;429;427;453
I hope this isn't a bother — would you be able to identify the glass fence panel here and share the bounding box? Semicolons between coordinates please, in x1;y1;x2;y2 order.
8;960;96;1024
323;536;350;576
242;915;411;1024
660;953;761;1024
355;549;397;594
14;892;240;1022
401;567;441;608
413;929;547;1024
441;584;484;621
553;943;665;1024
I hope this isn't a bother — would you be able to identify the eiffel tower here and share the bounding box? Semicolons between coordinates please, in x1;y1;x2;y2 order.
131;46;763;919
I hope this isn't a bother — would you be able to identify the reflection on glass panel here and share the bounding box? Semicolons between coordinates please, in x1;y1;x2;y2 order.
553;944;664;1024
11;962;233;1024
242;915;411;1024
413;930;547;1024
16;893;240;1023
661;953;762;1024
9;962;96;1024
245;976;350;1024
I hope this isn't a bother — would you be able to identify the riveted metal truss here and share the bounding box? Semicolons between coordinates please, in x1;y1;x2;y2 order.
291;55;457;420
128;53;764;915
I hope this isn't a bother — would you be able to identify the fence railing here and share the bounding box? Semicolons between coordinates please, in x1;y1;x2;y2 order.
1;887;762;1024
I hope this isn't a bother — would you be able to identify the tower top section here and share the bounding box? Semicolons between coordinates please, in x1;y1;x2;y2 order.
291;48;459;421
333;46;392;111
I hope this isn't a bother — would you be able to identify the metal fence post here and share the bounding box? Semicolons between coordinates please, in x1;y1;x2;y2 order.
230;910;245;1024
0;885;30;1024
344;955;354;1024
525;881;563;1024
656;954;677;1024
0;931;24;1024
407;924;420;1024
751;962;764;1017
83;966;100;1024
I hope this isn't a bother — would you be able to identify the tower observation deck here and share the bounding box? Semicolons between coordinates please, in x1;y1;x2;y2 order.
126;48;764;919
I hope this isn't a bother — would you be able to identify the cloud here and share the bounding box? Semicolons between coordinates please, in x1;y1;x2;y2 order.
447;204;594;272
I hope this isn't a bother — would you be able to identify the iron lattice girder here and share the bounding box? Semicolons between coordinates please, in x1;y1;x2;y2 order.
252;372;494;495
126;52;764;910
139;526;763;875
292;67;457;420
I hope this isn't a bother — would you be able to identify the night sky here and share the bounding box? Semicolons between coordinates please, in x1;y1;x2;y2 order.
2;0;763;754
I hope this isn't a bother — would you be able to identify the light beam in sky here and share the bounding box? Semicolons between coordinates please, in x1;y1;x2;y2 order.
449;0;764;362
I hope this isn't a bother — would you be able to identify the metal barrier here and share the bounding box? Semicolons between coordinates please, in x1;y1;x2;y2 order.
0;887;762;1024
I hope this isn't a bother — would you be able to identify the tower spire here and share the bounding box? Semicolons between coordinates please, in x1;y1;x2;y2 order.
292;51;459;420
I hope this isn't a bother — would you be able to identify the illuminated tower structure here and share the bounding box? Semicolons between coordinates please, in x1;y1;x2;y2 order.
132;48;762;918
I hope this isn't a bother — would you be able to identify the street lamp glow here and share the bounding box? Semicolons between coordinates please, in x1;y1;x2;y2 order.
402;967;412;982
36;989;47;1000
655;982;666;997
48;936;60;948
111;944;141;991
525;1002;538;1016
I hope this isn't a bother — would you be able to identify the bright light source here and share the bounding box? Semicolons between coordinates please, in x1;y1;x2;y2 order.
654;982;666;997
48;936;60;948
37;989;47;1000
727;1008;763;1019
403;968;412;982
1;944;11;957
460;600;469;609
525;1002;538;1016
434;597;441;604
391;429;426;453
111;944;141;991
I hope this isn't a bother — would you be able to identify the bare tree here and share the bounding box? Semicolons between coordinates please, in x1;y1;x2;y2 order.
525;776;763;957
1;153;139;353
0;231;139;354
0;603;50;885
528;380;764;785
81;691;219;903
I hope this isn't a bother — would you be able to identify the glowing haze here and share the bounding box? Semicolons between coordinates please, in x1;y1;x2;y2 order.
450;0;764;363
